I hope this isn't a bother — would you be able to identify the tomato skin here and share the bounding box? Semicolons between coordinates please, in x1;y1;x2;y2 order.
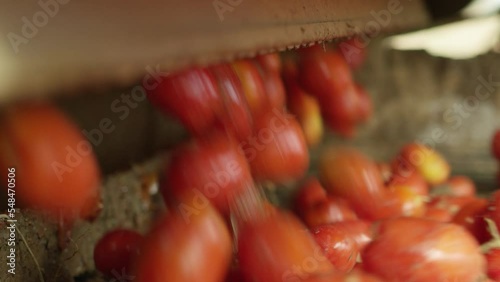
146;67;221;135
238;210;334;282
387;185;426;218
388;169;429;197
337;38;367;70
211;64;254;141
486;249;500;281
362;218;486;282
330;220;373;250
162;132;252;215
256;53;281;73
0;103;101;221
134;202;231;282
354;84;372;122
294;178;328;216
232;60;268;116
94;229;143;278
432;175;476;197
245;110;309;184
302;197;358;228
319;147;387;220
311;224;359;273
492;130;500;160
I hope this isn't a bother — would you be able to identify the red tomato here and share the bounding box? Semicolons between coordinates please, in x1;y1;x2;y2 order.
232;60;268;116
492;129;500;160
302;197;358;228
94;229;143;278
311;224;358;273
254;61;286;110
294;178;328;216
319;147;388;220
146;67;221;135
162;132;252;215
134;201;232;282
354;84;372;122
388;169;429;197
337;37;367;70
244;110;309;184
452;197;490;242
387;185;426;218
256;53;281;73
362;218;486;282
0;103;101;221
238;210;334;282
486;249;500;281
427;195;477;217
329;220;373;250
211;64;254;141
432;175;476;197
424;206;453;222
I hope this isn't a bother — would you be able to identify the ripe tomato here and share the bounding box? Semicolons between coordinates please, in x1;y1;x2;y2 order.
393;143;450;185
94;229;143;278
354;84;372;123
294;178;328;216
286;78;324;147
319;147;387;220
362;218;486;282
162;131;252;215
388;169;429;197
387;185;426;218
256;53;281;73
302;197;358;228
245;110;309;184
492;129;500;160
254;60;286;110
337;38;367;70
231;60;268;116
311;224;358;273
329;220;373;250
146;67;221;135
0;103;101;221
486;249;500;281
424;206;453;222
238;210;334;282
432;175;476;197
211;64;254;141
134;201;232;282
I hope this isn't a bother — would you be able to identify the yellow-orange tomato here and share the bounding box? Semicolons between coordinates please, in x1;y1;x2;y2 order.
0;103;101;220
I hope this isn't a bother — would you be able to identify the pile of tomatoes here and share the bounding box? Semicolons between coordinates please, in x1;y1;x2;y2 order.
2;39;500;282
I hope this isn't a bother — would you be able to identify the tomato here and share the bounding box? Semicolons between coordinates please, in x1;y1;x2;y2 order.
211;64;254;141
387;185;426;218
362;218;486;282
0;103;101;221
311;224;358;273
162;131;252;215
294;178;328;216
337;37;367;70
319;147;387;220
354;84;372;123
238;210;334;282
486;249;500;281
432;175;476;197
146;67;221;135
232;60;268;116
244;110;309;184
452;198;491;243
329;220;373;250
94;229;143;278
286;77;324;147
254;60;286;110
302;197;358;228
424;206;453;222
393;143;450;185
388;169;429;197
492;129;500;160
134;201;232;282
256;53;281;73
318;83;359;138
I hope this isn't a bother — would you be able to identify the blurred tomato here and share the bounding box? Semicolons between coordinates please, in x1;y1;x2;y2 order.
329;220;373;250
452;197;490;243
0;103;101;221
388;169;429;197
232;60;267;116
256;53;281;73
362;218;486;282
432;175;476;197
294;178;328;216
354;84;372;123
311;224;358;273
211;64;254;141
238;210;334;282
486;249;500;281
245;110;309;184
338;38;367;70
146;67;221;135
302;197;358;228
162;132;252;214
94;229;143;278
134;202;231;282
387;185;426;218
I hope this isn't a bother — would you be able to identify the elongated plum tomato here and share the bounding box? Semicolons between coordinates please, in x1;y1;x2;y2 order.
145;67;221;135
94;229;143;278
319;147;387;220
231;59;267;117
245;110;309;183
328;220;373;250
238;210;334;282
162;131;252;215
311;224;359;273
134;201;232;282
0;103;101;221
254;61;286;111
387;169;429;197
302;197;358;228
210;64;253;141
256;53;281;73
362;218;486;282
